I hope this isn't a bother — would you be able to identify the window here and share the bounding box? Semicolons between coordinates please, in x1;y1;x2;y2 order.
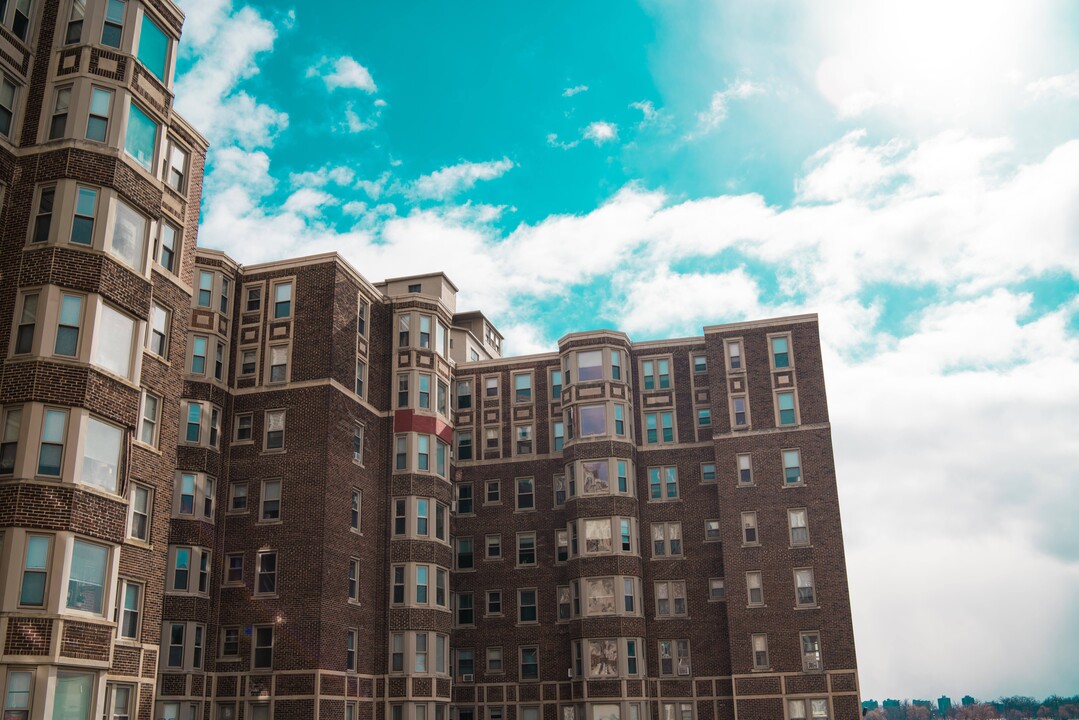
456;538;474;570
746;571;763;606
0;407;19;475
246;286;262;312
65;0;87;43
229;482;247;512
578;350;602;381
727;340;743;370
128;484;151;541
195;271;213;308
693;354;707;373
14;293;36;354
651;522;682;557
556;531;568;562
611;349;623;380
86;88;112;141
166;623;185;668
518;589;537;623
393;499;406;536
644;412;674;444
614;404;625;436
418;374;431;408
92;303;136;379
0;75;16;137
658;640;690;676
798;631;824;673
350;489;361;531
390;566;405;604
417;435;430;471
253;626;274;669
356;297;368;335
156;222;178;272
347;558;360;603
415;631;428;671
260;479;281;521
795;568;816;607
552;421;564;452
147;303;168;357
224;415;249;445
516;477;534;510
219;277;230;314
484;479;500;504
777;392;797;426
514;373;532;403
256;551;277;594
770;335;791;368
38;408;67;476
165;140;188;192
655;580;687;617
705;519;720;541
789;508;810;546
225;554;243;585
265;410;285;450
239;348;256;376
752;634;769;670
708;578;726;601
698;462;716;483
485;427;499;452
419;315;431;348
584;519;613;554
787;700;830;720
783;449;802;485
456;380;472;409
20;535;50;607
437;379;448;415
485;535;501;559
648;466;679;500
397;314;410;347
268;345;288;383
136;12;169;80
550;369;562;399
578;404;606;437
101;0;125;46
486;590;502;615
67;540;108;613
70;186;97;244
110;199;148;272
355;359;366;397
556;585;571;620
485;646;504;674
456;592;474;625
520;647;539;680
516;532;536;566
49;87;71;139
273;281;293;318
118;580;141;638
741;512;758;545
697;408;711;427
732;396;748;427
457;483;473;514
642;358;670;390
620;518;632;552
55;294;83;356
738;454;753;484
124;101;157;172
553;474;566;506
484;376;498;397
33;186;55;243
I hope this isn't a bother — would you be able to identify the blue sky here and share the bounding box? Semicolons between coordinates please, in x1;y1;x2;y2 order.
175;0;1079;700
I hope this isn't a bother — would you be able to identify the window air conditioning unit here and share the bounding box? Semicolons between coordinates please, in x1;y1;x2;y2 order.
451;500;458;513
805;659;820;671
461;674;474;683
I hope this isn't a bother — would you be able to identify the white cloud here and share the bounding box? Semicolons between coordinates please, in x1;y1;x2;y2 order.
810;0;1051;126
547;133;579;150
282;188;335;216
629;100;660;127
290;165;356;189
688;79;764;137
583;121;618;145
308;55;378;92
562;85;589;97
174;2;285;148
614;267;762;333
1025;71;1079;100
410;158;515;201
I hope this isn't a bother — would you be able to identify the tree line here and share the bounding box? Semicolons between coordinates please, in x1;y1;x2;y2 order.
864;696;1079;720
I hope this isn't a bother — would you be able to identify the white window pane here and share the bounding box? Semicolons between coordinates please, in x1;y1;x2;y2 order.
82;417;123;492
91;304;135;378
110;199;147;270
53;674;94;720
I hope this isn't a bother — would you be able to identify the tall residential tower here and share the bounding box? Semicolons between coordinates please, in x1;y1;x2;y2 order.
0;3;860;720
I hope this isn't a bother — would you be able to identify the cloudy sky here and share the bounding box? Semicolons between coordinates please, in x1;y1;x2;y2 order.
173;0;1079;701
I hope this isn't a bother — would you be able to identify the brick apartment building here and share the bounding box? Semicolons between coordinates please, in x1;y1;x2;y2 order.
0;1;860;720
